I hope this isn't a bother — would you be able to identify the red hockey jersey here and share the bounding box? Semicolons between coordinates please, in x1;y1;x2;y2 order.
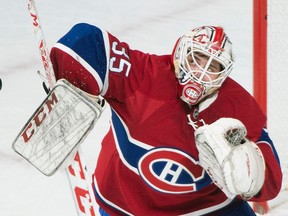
50;23;282;215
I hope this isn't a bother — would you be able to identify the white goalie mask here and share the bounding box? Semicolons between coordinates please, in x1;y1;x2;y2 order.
173;26;234;105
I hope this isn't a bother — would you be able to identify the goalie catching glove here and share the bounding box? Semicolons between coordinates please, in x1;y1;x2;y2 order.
194;118;265;199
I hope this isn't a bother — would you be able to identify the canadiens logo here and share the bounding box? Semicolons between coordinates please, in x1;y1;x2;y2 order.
182;83;203;104
184;84;201;99
110;110;212;194
138;148;208;194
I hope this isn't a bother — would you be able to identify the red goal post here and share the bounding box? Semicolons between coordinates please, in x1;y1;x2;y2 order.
253;0;267;115
253;0;288;214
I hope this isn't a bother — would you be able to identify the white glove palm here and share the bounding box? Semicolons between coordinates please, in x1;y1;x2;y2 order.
194;118;265;199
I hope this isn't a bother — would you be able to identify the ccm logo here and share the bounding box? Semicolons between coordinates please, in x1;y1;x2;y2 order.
138;148;205;194
21;92;58;143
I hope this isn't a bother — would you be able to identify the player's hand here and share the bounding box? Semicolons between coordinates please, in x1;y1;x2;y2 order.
194;118;265;199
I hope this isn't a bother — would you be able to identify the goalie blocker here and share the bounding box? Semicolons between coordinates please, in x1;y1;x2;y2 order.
12;79;104;176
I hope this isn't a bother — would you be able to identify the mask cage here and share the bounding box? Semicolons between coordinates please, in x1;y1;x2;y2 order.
176;37;234;88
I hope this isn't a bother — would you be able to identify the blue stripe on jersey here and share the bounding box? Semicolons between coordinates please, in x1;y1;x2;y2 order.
111;109;213;192
111;109;149;169
99;208;110;216
258;129;281;164
57;23;107;83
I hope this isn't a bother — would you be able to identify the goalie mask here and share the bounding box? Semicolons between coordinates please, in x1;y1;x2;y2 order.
172;26;234;105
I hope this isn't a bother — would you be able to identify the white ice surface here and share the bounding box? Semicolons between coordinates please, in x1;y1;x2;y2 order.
0;0;286;215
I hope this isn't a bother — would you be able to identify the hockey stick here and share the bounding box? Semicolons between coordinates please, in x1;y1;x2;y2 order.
27;0;56;89
27;1;98;215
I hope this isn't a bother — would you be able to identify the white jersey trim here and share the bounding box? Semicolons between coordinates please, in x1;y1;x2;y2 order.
99;28;110;96
180;196;236;215
93;176;133;216
111;111;153;174
94;175;236;216
198;92;218;113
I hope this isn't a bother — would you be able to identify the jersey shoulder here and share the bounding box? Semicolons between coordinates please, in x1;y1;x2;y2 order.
199;77;266;141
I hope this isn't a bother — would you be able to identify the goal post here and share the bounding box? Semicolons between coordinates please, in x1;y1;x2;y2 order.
253;0;267;115
253;1;269;213
253;0;288;214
